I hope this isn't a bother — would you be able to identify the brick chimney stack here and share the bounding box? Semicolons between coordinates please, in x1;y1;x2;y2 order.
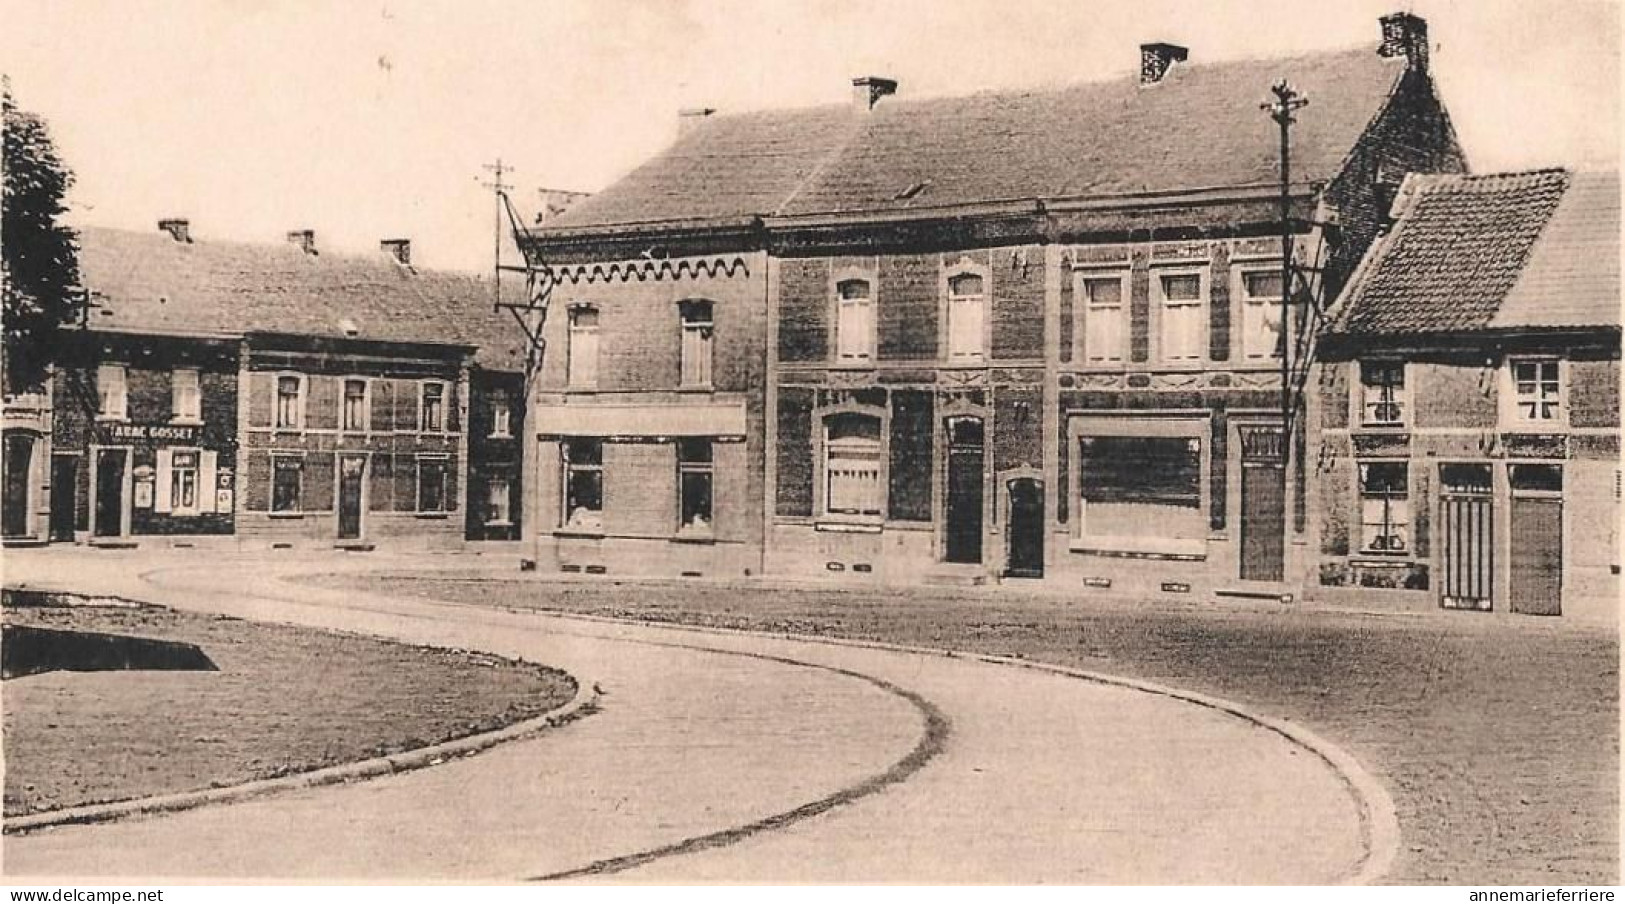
1139;42;1189;85
1378;12;1428;69
286;229;317;255
157;218;191;243
380;238;411;265
852;76;898;113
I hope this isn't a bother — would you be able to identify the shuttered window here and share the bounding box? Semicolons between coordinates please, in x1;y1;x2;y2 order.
171;369;202;422
568;307;600;388
946;273;987;362
1080;273;1127;364
680;300;714;387
835;279;875;363
97;365;127;420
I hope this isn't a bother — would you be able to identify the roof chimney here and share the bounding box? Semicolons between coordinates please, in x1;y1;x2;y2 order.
380;238;411;265
678;106;716;137
1140;43;1189;85
158;218;191;243
286;229;316;255
1378;12;1428;69
852;76;898;113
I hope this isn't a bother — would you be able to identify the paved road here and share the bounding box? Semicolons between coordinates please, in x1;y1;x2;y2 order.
4;550;1376;882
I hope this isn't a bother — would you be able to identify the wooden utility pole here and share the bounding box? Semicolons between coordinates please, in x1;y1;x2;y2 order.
1263;79;1308;443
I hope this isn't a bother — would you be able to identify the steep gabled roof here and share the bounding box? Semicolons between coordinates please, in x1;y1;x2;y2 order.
75;227;527;369
1331;170;1619;337
542;45;1409;233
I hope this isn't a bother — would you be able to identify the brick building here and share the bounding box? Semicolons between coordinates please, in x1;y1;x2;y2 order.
39;223;523;549
524;12;1464;596
1314;169;1620;619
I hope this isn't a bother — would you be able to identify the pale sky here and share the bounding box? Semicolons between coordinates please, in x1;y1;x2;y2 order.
3;0;1619;272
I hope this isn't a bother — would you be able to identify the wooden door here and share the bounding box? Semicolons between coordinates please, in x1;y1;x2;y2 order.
944;417;984;564
1239;427;1285;582
1439;464;1493;610
337;454;366;540
93;449;127;538
1005;477;1044;578
50;454;78;542
1509;464;1563;616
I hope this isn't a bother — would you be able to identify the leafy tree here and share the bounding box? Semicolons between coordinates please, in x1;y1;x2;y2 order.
3;84;80;392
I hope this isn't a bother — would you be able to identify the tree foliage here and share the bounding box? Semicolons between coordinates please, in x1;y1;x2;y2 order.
3;86;81;392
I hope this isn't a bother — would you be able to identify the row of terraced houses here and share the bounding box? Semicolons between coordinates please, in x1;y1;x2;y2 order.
3;12;1618;619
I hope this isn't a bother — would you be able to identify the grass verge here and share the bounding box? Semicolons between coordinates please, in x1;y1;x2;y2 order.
2;595;576;818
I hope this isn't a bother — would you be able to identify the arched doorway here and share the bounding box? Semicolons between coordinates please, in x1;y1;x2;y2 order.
2;430;40;540
1005;476;1044;578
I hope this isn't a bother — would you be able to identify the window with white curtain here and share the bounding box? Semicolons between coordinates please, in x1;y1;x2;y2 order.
835;279;875;363
946;272;987;362
824;413;882;518
1156;270;1205;362
1080;272;1127;364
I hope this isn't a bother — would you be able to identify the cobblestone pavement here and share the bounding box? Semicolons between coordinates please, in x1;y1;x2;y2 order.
4;549;1374;883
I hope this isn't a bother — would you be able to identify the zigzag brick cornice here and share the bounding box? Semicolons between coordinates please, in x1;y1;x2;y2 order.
537;256;751;286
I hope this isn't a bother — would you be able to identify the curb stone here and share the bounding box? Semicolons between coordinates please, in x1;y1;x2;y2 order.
4;677;600;836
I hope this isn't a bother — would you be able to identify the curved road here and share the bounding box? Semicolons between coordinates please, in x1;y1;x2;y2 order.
4;551;1377;883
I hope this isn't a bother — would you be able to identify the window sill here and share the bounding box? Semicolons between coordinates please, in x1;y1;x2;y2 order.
671;530;716;544
487;432;514;440
677;384;714;393
414;512;451;520
1070;536;1206;560
554;528;605;540
815;520;883;534
484;519;514;528
1351;554;1414;563
1357;423;1409;431
94;415;128;423
169;418;204;427
268;511;305;519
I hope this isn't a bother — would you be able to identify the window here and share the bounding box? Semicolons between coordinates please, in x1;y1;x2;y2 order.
567;306;600;388
1080;272;1127;364
486;476;512;525
680;300;714;387
1360;361;1407;426
489;391;512;438
835;279;875;363
420;381;446;432
1078;435;1204;544
946;273;987;363
275;375;303;429
1239;268;1285;360
171;369;202;422
169;449;199;514
417;457;448;513
1359;462;1410;555
563;438;603;531
271;455;302;513
1156;271;1205;362
96;365;127;420
342;379;369;432
824;413;882;518
677;438;714;533
1509;359;1562;423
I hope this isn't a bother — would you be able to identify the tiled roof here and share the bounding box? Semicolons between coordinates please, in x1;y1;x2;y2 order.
1493;171;1620;330
75;227;528;369
1333;169;1619;336
541;46;1407;232
545;105;857;231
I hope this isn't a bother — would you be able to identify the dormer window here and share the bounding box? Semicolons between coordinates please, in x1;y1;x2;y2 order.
835;279;875;364
946;272;987;363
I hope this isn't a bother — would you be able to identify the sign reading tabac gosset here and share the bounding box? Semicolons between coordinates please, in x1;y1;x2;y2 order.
103;422;202;443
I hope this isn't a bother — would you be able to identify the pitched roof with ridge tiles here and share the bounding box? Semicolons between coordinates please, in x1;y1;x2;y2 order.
541;44;1411;233
1331;169;1620;337
75;226;528;369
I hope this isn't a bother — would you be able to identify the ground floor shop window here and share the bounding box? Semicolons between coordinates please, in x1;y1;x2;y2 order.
417;458;448;513
563;439;603;531
1078;435;1203;543
678;438;713;533
271;456;302;513
1359;462;1409;554
824;414;882;518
